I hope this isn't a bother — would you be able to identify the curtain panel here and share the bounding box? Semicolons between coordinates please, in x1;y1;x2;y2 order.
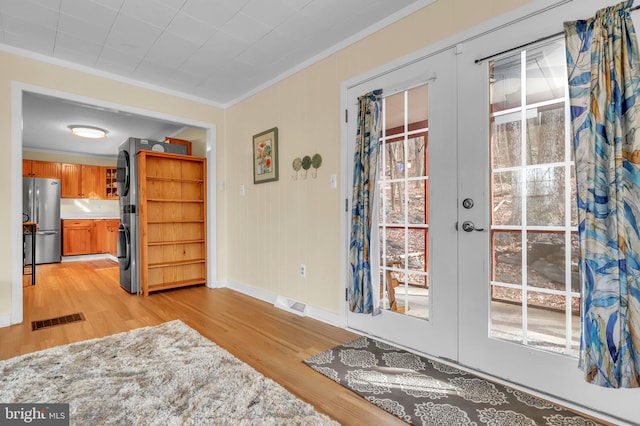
349;89;382;314
565;0;640;388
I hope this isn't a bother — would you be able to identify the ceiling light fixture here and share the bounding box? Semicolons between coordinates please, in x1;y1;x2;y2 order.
68;125;108;139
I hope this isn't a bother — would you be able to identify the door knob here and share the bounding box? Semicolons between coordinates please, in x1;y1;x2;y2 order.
461;221;484;232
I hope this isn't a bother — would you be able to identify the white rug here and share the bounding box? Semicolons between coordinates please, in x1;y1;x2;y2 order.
0;320;338;425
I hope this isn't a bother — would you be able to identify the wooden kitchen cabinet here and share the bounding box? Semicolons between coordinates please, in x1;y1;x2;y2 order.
61;164;105;198
94;219;120;257
93;219;109;254
63;218;120;256
138;151;206;296
105;167;118;199
83;165;104;198
23;160;61;179
61;164;82;197
104;219;120;256
62;220;94;256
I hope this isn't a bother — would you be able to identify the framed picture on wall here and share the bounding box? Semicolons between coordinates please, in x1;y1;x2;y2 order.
253;127;279;184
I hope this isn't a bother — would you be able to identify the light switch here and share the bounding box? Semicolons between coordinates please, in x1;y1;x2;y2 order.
240;185;245;196
330;174;337;189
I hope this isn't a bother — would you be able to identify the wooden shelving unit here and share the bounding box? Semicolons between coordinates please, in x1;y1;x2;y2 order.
137;151;206;296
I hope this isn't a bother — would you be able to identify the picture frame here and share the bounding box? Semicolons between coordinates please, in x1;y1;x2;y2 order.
253;127;279;184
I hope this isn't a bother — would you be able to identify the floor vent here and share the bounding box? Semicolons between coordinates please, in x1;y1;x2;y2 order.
274;296;308;316
31;312;86;331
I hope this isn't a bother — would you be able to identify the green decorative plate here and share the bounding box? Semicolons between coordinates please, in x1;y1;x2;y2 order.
292;157;302;171
311;153;322;169
302;155;312;170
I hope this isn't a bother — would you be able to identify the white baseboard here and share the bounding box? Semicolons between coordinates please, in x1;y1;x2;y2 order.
221;280;342;327
223;280;278;304
0;313;11;327
306;303;344;328
62;254;114;262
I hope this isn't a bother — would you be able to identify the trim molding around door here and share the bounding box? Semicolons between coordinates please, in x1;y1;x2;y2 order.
9;81;218;326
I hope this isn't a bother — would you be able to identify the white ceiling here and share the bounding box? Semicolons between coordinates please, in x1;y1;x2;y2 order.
22;91;187;157
5;0;429;158
1;0;427;106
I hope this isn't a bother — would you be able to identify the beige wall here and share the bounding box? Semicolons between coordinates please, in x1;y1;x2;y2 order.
1;51;224;320
171;127;208;158
224;0;534;313
22;150;117;166
2;0;535;320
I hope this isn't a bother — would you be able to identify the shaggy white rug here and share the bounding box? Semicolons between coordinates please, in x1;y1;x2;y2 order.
0;320;338;425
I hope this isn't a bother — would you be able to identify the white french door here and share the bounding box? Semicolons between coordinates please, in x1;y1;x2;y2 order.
455;1;638;422
345;48;458;361
343;1;638;422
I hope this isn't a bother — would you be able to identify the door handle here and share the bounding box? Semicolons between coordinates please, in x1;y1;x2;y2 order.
117;224;129;260
461;221;485;232
35;187;40;224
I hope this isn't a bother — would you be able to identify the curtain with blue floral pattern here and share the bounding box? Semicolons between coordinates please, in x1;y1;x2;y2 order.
349;89;382;314
565;0;640;388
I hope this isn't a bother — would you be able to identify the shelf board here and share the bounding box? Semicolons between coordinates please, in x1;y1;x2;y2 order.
147;239;205;246
148;279;206;292
146;199;204;203
148;259;206;268
147;220;205;224
146;177;204;183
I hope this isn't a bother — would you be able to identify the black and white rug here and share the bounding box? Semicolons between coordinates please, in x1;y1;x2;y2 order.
304;335;604;426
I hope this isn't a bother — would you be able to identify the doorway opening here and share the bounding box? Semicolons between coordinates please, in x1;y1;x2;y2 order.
11;83;217;325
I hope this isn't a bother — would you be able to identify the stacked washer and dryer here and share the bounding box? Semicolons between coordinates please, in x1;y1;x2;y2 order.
115;138;187;294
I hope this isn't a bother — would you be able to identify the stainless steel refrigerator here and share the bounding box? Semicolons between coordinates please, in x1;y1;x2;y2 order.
23;177;61;264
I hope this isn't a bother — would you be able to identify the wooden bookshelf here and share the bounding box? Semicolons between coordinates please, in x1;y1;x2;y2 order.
137;151;206;296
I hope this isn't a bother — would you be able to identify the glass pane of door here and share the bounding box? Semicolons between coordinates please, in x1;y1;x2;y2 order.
379;85;429;320
489;41;579;356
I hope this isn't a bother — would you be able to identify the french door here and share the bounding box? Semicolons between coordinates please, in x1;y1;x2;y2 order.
344;1;637;422
345;48;458;361
454;1;637;422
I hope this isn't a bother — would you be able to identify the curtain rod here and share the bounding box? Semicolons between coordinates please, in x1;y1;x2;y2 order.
474;3;640;64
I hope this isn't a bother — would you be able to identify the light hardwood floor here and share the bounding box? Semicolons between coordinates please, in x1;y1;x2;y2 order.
2;260;404;425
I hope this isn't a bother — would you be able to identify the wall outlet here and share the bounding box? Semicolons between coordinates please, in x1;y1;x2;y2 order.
300;264;306;278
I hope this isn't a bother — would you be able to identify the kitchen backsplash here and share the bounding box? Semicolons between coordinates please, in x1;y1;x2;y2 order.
60;198;119;218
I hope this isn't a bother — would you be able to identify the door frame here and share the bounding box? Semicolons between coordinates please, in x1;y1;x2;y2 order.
10;82;218;325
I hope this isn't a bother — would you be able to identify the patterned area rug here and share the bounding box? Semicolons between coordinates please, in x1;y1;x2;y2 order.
304;336;604;426
0;320;337;425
